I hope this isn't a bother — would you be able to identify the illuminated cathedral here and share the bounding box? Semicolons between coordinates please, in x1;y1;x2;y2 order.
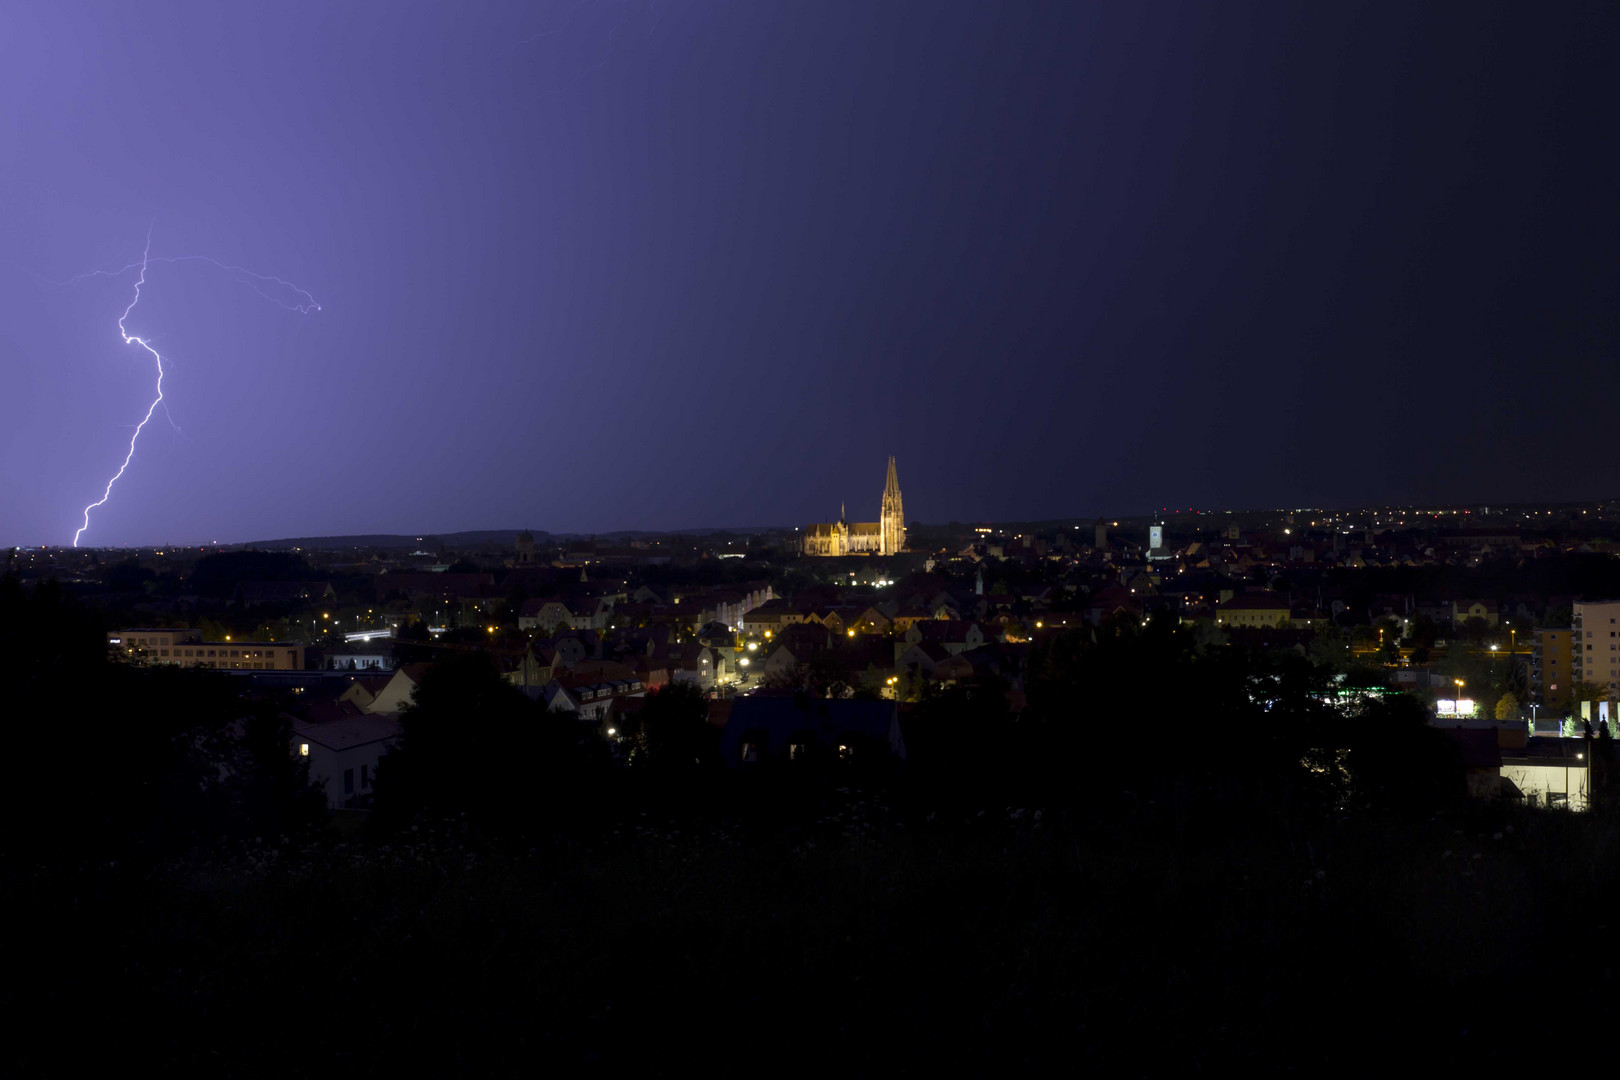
803;456;906;556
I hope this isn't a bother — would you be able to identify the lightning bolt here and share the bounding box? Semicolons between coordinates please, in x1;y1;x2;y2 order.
51;255;321;315
66;233;320;547
73;234;164;548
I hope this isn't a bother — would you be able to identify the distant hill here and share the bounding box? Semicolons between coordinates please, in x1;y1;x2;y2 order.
246;531;553;550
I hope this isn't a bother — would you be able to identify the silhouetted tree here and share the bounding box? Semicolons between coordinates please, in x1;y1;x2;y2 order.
106;559;157;594
374;650;611;831
1347;694;1465;811
631;681;719;773
185;550;318;597
1407;614;1439;648
0;575;322;858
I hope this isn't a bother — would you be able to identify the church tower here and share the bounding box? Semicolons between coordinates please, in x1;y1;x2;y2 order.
880;456;905;556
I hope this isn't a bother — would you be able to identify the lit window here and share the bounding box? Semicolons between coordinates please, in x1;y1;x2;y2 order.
299;743;310;756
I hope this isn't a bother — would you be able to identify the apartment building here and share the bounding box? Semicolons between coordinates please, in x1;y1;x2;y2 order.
1570;600;1620;698
1530;626;1573;710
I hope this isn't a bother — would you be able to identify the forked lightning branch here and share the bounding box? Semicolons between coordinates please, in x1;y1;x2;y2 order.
65;234;320;547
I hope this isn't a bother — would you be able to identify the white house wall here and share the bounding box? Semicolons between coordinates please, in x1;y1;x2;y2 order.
302;741;394;809
1502;763;1590;810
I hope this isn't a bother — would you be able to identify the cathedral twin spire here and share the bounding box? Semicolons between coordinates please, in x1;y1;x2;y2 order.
880;455;905;556
803;456;906;557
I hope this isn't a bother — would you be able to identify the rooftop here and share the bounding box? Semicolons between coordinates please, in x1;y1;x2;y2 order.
293;713;403;751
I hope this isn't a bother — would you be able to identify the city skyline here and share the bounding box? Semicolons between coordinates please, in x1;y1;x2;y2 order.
8;4;1620;1065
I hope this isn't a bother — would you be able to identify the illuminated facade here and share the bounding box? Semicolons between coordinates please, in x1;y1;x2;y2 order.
804;457;906;557
1572;599;1620;697
108;628;304;671
1215;594;1290;629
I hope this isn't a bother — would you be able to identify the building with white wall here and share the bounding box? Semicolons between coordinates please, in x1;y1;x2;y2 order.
294;713;402;810
1500;738;1590;809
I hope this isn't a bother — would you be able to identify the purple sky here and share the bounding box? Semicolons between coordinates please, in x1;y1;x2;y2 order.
3;1;1617;546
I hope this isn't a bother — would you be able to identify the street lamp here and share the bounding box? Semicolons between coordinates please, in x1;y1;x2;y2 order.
1455;678;1465;716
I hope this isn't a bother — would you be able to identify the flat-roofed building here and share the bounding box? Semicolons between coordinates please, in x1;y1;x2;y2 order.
1571;600;1620;697
108;628;304;671
1501;737;1591;810
1531;626;1573;710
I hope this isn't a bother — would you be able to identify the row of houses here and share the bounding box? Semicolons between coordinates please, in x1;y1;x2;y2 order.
287;656;916;809
285;649;1600;812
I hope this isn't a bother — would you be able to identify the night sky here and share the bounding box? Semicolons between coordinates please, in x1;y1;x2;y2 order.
3;1;1617;546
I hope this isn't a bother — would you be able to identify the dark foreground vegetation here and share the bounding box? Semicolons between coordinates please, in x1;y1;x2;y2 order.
5;574;1618;1071
8;797;1620;1072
